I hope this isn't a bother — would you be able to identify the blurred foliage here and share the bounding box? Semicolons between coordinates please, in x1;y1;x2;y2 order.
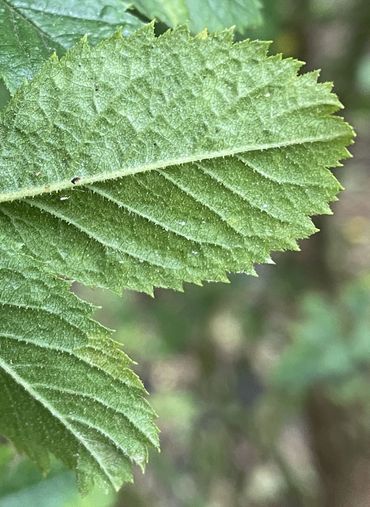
273;279;370;403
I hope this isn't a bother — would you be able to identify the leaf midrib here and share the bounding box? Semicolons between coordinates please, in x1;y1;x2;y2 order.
0;133;348;203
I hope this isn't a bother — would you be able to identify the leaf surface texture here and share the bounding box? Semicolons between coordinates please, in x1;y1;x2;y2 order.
0;25;354;489
0;247;158;491
0;26;353;293
0;0;143;93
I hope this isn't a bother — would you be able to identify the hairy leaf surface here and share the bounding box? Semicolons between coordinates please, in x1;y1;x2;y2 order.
0;26;354;294
0;25;354;490
133;0;263;32
0;0;143;93
0;247;158;492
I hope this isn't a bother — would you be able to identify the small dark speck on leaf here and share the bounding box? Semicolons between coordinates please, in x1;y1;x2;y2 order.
71;177;81;184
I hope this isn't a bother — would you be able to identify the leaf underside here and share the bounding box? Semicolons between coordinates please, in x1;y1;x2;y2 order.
0;246;158;493
0;25;353;294
0;23;354;492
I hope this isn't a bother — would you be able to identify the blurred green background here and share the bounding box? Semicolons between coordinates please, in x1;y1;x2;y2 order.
1;0;370;506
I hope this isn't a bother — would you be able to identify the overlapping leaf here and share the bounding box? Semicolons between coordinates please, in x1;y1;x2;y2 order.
0;0;263;98
0;0;143;93
0;446;115;507
0;246;158;492
133;0;263;33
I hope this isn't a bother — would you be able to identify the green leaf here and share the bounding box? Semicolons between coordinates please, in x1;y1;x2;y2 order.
0;246;158;492
0;0;144;93
133;0;263;33
0;26;354;294
0;447;116;507
0;25;354;491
